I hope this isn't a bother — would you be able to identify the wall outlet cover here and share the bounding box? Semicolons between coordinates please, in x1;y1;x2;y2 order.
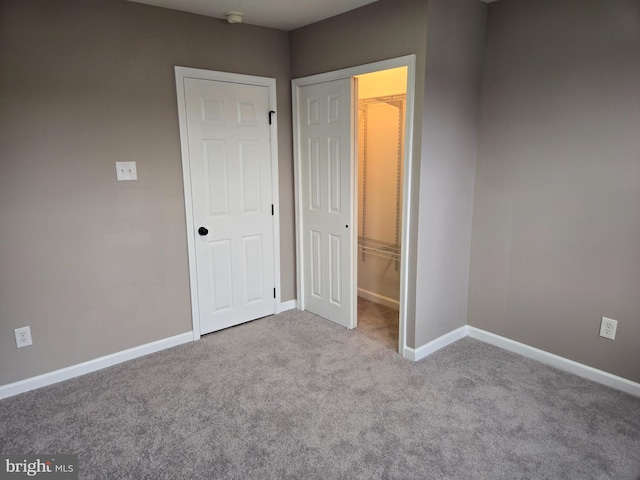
15;326;33;348
599;317;617;340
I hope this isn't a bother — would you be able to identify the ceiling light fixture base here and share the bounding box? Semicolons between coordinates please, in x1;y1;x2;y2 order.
225;11;243;24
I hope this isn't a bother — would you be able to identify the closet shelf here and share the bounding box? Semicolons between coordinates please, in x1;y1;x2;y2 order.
358;236;400;261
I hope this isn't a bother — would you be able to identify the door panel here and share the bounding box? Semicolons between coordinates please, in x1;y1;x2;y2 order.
329;233;342;305
298;79;353;328
210;240;232;312
184;78;275;334
204;140;228;216
239;141;261;213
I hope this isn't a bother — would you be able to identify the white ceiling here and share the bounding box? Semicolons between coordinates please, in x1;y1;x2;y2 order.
128;0;381;31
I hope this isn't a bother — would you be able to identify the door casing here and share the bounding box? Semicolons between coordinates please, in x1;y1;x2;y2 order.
175;66;282;340
292;55;416;355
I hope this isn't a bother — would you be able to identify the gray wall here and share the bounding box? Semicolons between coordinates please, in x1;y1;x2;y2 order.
469;0;640;382
414;0;486;347
5;0;635;389
290;0;429;347
0;0;293;385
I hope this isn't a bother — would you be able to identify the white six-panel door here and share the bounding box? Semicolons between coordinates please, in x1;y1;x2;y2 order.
183;77;276;335
297;79;354;329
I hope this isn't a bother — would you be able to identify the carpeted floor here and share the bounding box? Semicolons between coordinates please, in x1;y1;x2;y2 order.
356;297;399;351
1;307;639;479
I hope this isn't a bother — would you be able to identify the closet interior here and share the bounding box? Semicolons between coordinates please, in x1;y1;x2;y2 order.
355;67;407;349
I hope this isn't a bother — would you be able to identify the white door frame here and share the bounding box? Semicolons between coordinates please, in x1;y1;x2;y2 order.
292;55;416;355
175;66;282;340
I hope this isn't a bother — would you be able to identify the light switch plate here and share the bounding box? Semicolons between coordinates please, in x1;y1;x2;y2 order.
115;162;137;181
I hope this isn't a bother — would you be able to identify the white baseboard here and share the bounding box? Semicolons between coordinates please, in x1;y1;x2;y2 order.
3;322;637;401
404;325;639;397
280;299;297;312
0;332;193;400
357;288;399;311
404;326;468;361
467;326;640;398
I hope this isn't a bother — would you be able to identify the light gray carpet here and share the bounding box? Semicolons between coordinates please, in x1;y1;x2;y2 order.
356;297;399;352
1;308;639;479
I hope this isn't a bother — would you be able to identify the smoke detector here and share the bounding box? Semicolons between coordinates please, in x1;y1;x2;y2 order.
225;11;243;24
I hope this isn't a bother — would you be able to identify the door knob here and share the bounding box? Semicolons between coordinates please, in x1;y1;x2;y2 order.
198;227;208;236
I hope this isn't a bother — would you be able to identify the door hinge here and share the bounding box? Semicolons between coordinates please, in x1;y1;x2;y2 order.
268;110;276;125
271;204;274;216
273;288;276;299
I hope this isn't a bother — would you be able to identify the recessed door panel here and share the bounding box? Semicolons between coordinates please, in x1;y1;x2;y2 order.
202;97;224;124
328;95;341;124
310;230;323;299
237;101;258;126
328;137;341;214
210;239;232;312
204;140;229;216
239;140;261;214
308;98;320;125
329;234;342;306
243;234;263;304
308;139;321;211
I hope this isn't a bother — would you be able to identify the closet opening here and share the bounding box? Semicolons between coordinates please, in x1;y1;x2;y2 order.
354;67;407;351
292;55;416;356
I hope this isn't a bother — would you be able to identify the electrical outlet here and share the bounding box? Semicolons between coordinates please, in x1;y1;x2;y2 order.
14;326;33;348
599;317;617;340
